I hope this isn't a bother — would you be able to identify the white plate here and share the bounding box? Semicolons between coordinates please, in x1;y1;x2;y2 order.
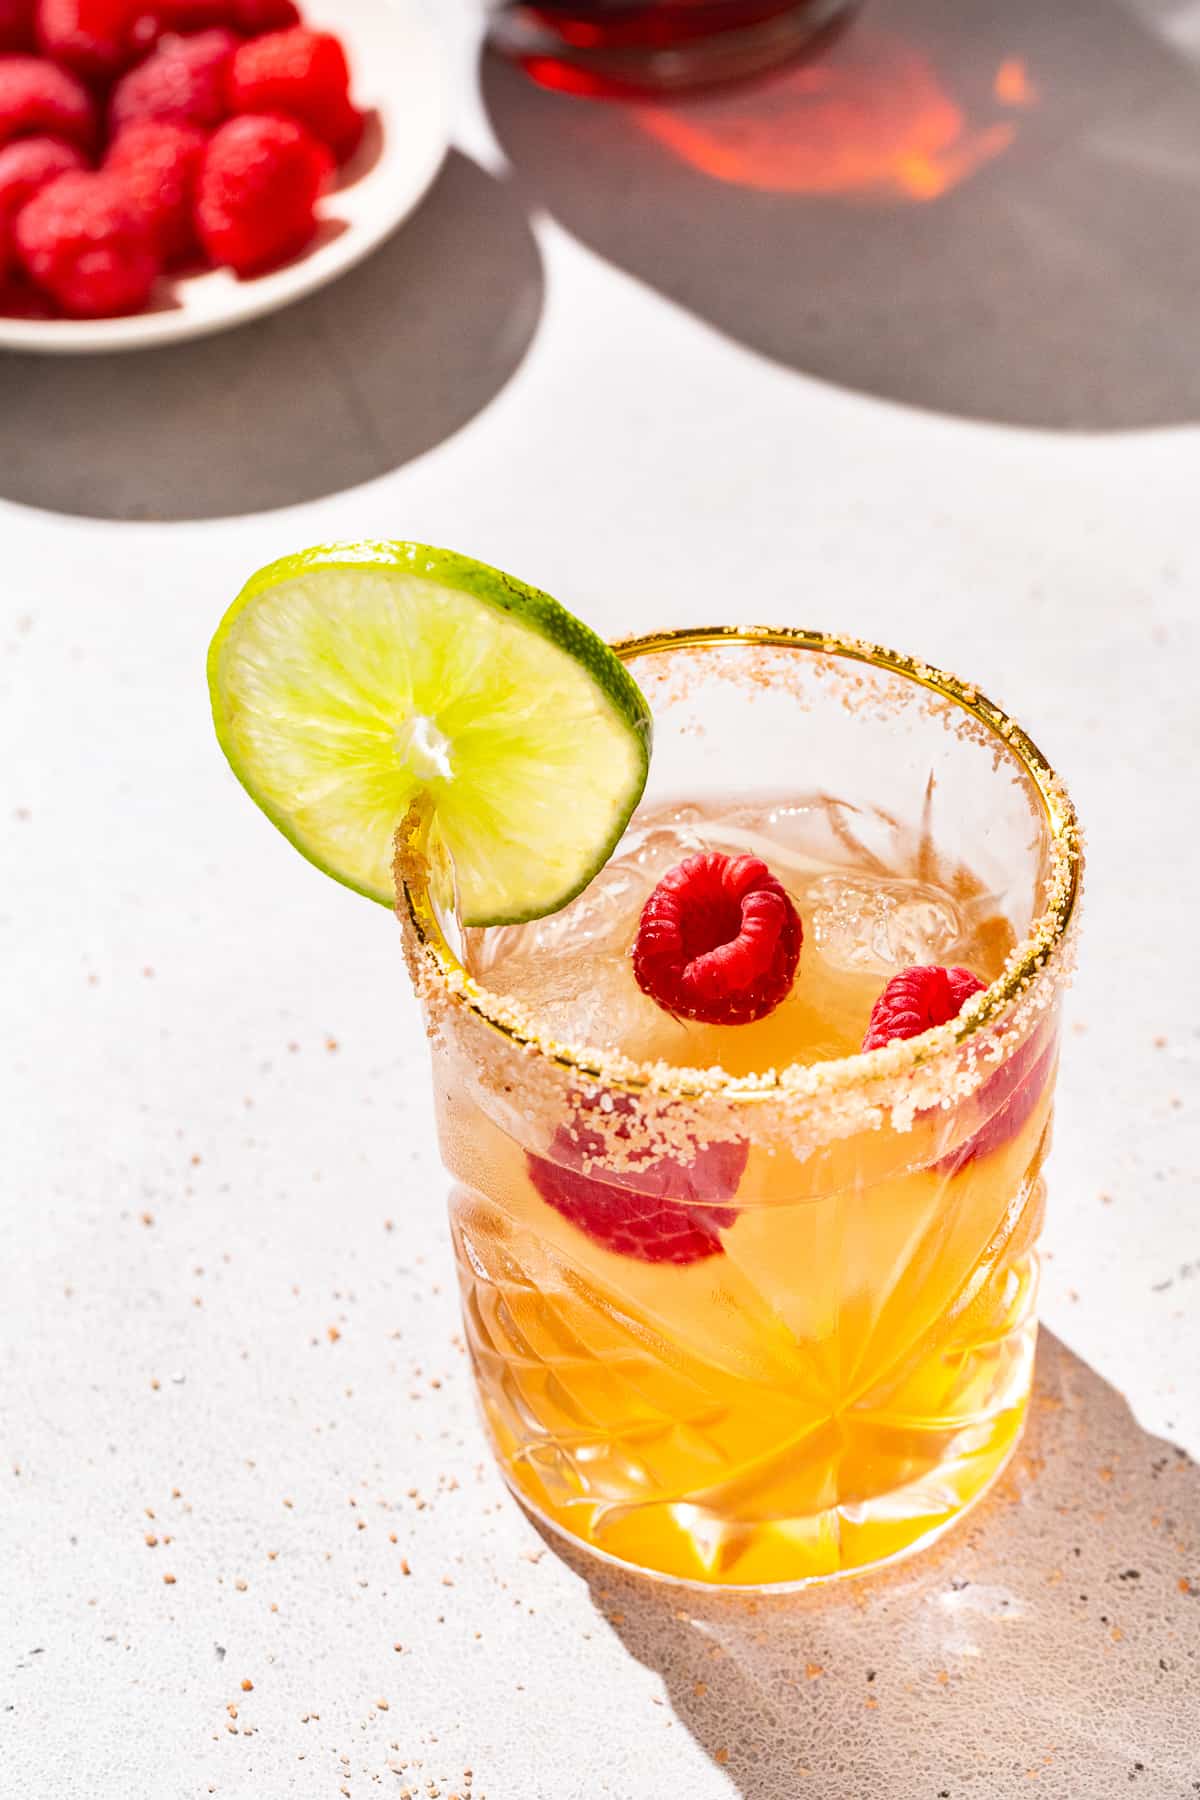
0;0;450;355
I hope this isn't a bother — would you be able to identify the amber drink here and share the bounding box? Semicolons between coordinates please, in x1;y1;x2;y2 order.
400;629;1081;1588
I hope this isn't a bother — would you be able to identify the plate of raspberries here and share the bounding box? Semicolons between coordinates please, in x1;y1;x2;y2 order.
0;0;449;350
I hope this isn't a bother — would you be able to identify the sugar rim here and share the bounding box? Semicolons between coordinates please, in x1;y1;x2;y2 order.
397;626;1082;1104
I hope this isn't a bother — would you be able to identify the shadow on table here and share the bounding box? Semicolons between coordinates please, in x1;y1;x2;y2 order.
536;1332;1200;1798
486;0;1200;431
0;151;543;521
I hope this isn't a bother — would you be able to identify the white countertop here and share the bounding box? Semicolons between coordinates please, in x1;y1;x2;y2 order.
3;2;1198;1794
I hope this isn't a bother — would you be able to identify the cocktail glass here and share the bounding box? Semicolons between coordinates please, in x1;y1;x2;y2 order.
399;627;1081;1588
485;1;859;97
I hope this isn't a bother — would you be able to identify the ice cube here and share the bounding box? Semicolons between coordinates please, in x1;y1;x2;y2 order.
621;812;707;878
809;873;964;975
478;916;680;1059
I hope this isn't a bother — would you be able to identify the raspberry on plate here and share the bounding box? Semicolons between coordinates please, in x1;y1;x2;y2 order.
0;132;85;240
526;1095;747;1265
0;265;55;310
0;54;97;150
139;0;234;27
0;0;36;52
227;27;363;161
35;0;140;83
124;0;297;54
633;852;803;1026
231;0;297;32
107;117;204;262
109;26;235;132
15;167;159;313
195;110;329;274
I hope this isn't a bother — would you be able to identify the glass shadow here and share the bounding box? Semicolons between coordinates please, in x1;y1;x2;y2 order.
0;152;544;521
487;0;1200;430
531;1330;1200;1795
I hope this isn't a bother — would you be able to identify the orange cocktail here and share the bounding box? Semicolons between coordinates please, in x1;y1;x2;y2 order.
401;630;1081;1588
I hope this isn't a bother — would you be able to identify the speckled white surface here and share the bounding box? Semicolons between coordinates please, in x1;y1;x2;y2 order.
2;3;1198;1795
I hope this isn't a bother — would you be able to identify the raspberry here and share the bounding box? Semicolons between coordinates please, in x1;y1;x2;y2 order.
0;132;85;245
861;964;1055;1169
144;0;233;25
15;167;158;312
125;0;295;48
632;853;802;1026
0;55;97;150
195;110;329;274
36;0;141;83
0;265;54;309
940;1028;1056;1172
231;0;298;32
526;1095;747;1265
0;0;36;52
227;27;363;161
861;963;985;1053
109;27;235;132
106;117;204;261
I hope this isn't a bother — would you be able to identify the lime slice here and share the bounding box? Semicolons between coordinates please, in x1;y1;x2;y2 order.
207;543;652;925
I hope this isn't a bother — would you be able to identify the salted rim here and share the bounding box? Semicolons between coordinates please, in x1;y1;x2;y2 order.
397;626;1083;1104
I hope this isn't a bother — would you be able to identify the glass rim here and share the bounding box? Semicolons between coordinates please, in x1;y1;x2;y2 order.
398;625;1082;1104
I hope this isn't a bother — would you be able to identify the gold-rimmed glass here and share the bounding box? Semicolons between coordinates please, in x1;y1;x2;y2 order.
484;2;859;99
399;628;1082;1589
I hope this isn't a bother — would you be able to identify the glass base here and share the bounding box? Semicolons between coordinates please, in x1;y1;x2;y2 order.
487;1;859;99
499;1419;1026;1593
454;1154;1045;1588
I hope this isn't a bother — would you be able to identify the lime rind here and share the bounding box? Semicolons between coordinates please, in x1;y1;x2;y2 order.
208;543;653;925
